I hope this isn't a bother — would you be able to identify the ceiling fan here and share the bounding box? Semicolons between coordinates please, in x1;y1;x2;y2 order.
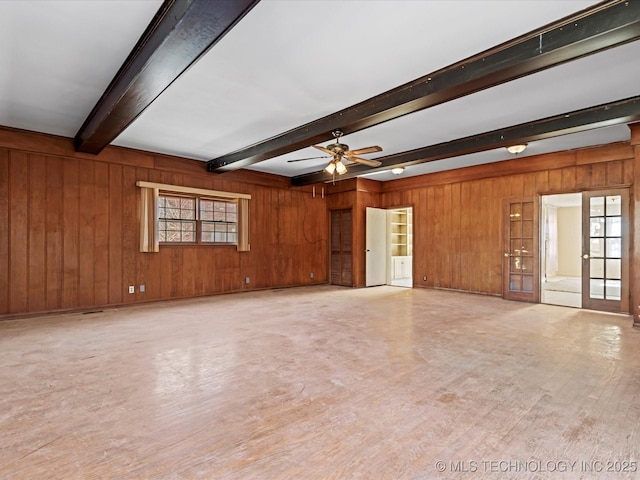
287;129;382;177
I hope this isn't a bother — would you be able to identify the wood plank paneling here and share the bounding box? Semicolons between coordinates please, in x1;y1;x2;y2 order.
44;156;63;311
62;158;80;309
108;164;123;305
0;150;9;313
28;155;46;313
591;162;607;187
0;124;634;317
548;169;562;192
94;162;110;306
78;162;95;307
607;160;623;186
121;166;137;303
9;152;29;313
381;151;635;299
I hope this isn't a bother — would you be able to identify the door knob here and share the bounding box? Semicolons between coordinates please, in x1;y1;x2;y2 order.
583;254;589;259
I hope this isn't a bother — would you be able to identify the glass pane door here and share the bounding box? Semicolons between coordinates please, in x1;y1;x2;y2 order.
582;190;629;313
503;198;538;302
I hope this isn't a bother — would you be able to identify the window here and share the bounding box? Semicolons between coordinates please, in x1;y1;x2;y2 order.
137;181;250;252
158;196;196;243
200;199;237;243
158;195;238;244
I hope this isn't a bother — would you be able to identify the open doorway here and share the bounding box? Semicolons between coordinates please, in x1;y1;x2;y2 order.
388;207;413;287
540;193;582;308
365;207;413;288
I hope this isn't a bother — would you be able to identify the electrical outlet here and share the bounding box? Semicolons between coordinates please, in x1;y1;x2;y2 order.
423;276;427;281
139;285;145;293
245;277;250;284
310;272;314;279
128;285;135;294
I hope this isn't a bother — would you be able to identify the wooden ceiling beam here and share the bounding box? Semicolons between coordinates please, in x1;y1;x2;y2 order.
74;0;259;154
291;96;640;186
207;0;640;172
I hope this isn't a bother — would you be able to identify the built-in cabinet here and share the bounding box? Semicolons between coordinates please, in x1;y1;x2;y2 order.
389;208;413;281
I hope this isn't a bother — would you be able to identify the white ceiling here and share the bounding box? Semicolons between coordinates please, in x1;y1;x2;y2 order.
1;0;638;182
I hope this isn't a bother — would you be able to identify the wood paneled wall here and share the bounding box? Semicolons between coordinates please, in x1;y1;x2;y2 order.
0;127;327;317
381;143;635;301
326;178;382;287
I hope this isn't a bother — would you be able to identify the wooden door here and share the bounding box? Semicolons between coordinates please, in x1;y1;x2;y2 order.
365;207;387;286
503;198;539;302
582;189;629;313
330;209;353;286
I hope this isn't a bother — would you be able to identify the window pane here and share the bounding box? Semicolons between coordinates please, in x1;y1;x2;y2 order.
590;238;604;257
200;199;214;221
510;257;522;272
510;240;522;255
158;195;198;243
605;217;621;237
166;197;180;209
510;204;521;217
165;208;180;219
590;197;604;216
606;238;621;258
521;203;533;220
606;196;621;216
510;221;521;237
605;280;621;301
590;218;604;237
510;274;522;291
590;279;604;299
606;259;621;280
590;259;604;278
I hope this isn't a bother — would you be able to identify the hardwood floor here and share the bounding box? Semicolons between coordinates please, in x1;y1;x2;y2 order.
1;286;639;479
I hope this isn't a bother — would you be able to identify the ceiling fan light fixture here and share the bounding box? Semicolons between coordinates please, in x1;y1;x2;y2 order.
335;160;347;175
391;167;404;175
324;161;336;175
506;144;527;154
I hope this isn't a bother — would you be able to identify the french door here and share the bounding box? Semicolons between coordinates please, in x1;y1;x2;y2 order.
582;189;629;313
503;198;539;302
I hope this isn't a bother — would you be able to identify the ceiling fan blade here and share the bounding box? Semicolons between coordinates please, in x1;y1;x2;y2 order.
346;145;382;156
350;156;382;167
287;155;330;163
313;145;334;155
